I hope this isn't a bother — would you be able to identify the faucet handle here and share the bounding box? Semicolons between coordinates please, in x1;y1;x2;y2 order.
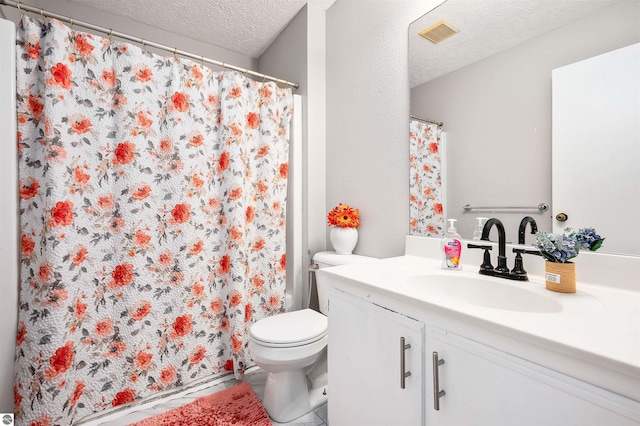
467;243;494;272
513;248;542;257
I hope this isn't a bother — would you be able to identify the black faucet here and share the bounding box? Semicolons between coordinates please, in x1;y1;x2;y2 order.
480;218;510;275
518;216;538;245
467;218;530;281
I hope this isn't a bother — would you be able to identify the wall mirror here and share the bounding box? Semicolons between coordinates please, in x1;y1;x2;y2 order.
408;0;639;256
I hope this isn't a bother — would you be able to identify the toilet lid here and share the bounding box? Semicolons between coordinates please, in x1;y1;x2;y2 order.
251;308;327;347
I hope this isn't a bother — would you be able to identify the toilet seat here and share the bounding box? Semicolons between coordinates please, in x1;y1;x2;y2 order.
251;308;327;348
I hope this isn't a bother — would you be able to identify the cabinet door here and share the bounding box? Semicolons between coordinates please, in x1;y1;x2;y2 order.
427;328;640;426
329;289;425;426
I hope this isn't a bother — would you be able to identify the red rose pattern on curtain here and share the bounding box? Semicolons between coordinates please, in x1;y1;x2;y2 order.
15;16;292;425
409;120;444;236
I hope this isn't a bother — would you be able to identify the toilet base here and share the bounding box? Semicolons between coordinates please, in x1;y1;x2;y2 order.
262;369;328;423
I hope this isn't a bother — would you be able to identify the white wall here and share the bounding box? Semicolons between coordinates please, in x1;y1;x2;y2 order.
410;1;640;240
326;0;443;259
0;17;17;415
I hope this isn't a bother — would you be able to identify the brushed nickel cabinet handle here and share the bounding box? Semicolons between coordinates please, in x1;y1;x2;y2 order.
400;337;412;389
433;351;446;410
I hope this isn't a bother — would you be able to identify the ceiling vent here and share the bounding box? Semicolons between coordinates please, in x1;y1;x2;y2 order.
418;20;459;44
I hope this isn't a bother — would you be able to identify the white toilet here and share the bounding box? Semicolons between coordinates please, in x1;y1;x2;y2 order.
249;251;376;423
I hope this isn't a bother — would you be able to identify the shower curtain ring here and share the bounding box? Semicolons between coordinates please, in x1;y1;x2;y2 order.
16;1;23;16
174;48;178;59
40;8;46;24
141;39;146;52
201;56;205;67
108;28;113;42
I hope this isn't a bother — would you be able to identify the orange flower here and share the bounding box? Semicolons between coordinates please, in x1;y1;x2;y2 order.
130;300;151;321
16;322;27;346
171;91;189;112
135;351;152;370
70;115;92;134
159;138;172;153
74;299;87;319
106;341;126;357
189;346;206;365
252;238;265;251
102;69;116;87
257;145;269;157
171;203;191;223
51;63;72;89
231;334;243;353
279;163;288;179
45;341;74;379
257;181;268;194
327;203;360;228
218;254;231;274
159;365;176;384
113;142;136;165
210;298;223;313
26;38;40;60
172;314;192;337
193;282;204;297
229;86;242;98
74;34;94;57
135;65;152;82
51;200;74;227
279;254;286;271
74;166;91;185
230;226;243;241
428;142;439;154
132;184;151;200
28;93;44;119
252;275;264;289
19;177;39;200
244;303;253;322
21;234;35;257
433;203;443;215
223;359;234;371
137;111;153;128
269;294;280;308
229;290;242;307
229;187;242;201
97;194;113;209
246;112;260;129
134;229;151;247
38;263;52;281
190;239;203;255
112;388;136;406
111;263;134;287
190;133;204;147
245;206;255;224
69;381;85;407
158;252;173;266
95;319;112;336
217;151;230;173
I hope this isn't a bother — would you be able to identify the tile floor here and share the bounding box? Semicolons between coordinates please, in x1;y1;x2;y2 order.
83;368;327;426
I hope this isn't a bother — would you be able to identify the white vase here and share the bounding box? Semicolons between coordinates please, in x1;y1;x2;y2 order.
330;227;358;254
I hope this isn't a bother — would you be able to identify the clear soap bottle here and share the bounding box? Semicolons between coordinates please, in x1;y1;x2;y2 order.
472;217;488;241
441;218;463;270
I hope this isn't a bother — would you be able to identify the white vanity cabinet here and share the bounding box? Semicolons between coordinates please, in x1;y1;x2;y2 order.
427;327;640;426
328;289;425;425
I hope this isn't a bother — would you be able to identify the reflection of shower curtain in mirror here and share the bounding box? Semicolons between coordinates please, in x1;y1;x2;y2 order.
15;16;292;425
409;120;444;236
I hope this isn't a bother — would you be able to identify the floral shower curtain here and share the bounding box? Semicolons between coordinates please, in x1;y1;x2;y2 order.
15;16;292;425
409;120;444;236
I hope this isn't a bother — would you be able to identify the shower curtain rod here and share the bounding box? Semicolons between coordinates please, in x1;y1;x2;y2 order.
410;114;443;127
0;0;300;89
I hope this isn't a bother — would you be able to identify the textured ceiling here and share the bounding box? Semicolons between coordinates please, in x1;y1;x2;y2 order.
65;0;333;58
409;0;625;87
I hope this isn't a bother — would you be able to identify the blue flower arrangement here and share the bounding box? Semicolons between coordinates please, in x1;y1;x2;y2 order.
534;227;605;263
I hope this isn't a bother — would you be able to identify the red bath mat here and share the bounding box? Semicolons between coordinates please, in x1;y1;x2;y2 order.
129;382;272;426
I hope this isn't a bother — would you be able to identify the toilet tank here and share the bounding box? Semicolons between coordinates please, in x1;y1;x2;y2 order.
313;251;377;315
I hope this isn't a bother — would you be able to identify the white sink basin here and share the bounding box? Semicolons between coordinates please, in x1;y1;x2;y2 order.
405;274;563;313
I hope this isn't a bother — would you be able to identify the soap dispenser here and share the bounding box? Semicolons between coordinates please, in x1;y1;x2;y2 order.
472;217;488;241
441;218;463;270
